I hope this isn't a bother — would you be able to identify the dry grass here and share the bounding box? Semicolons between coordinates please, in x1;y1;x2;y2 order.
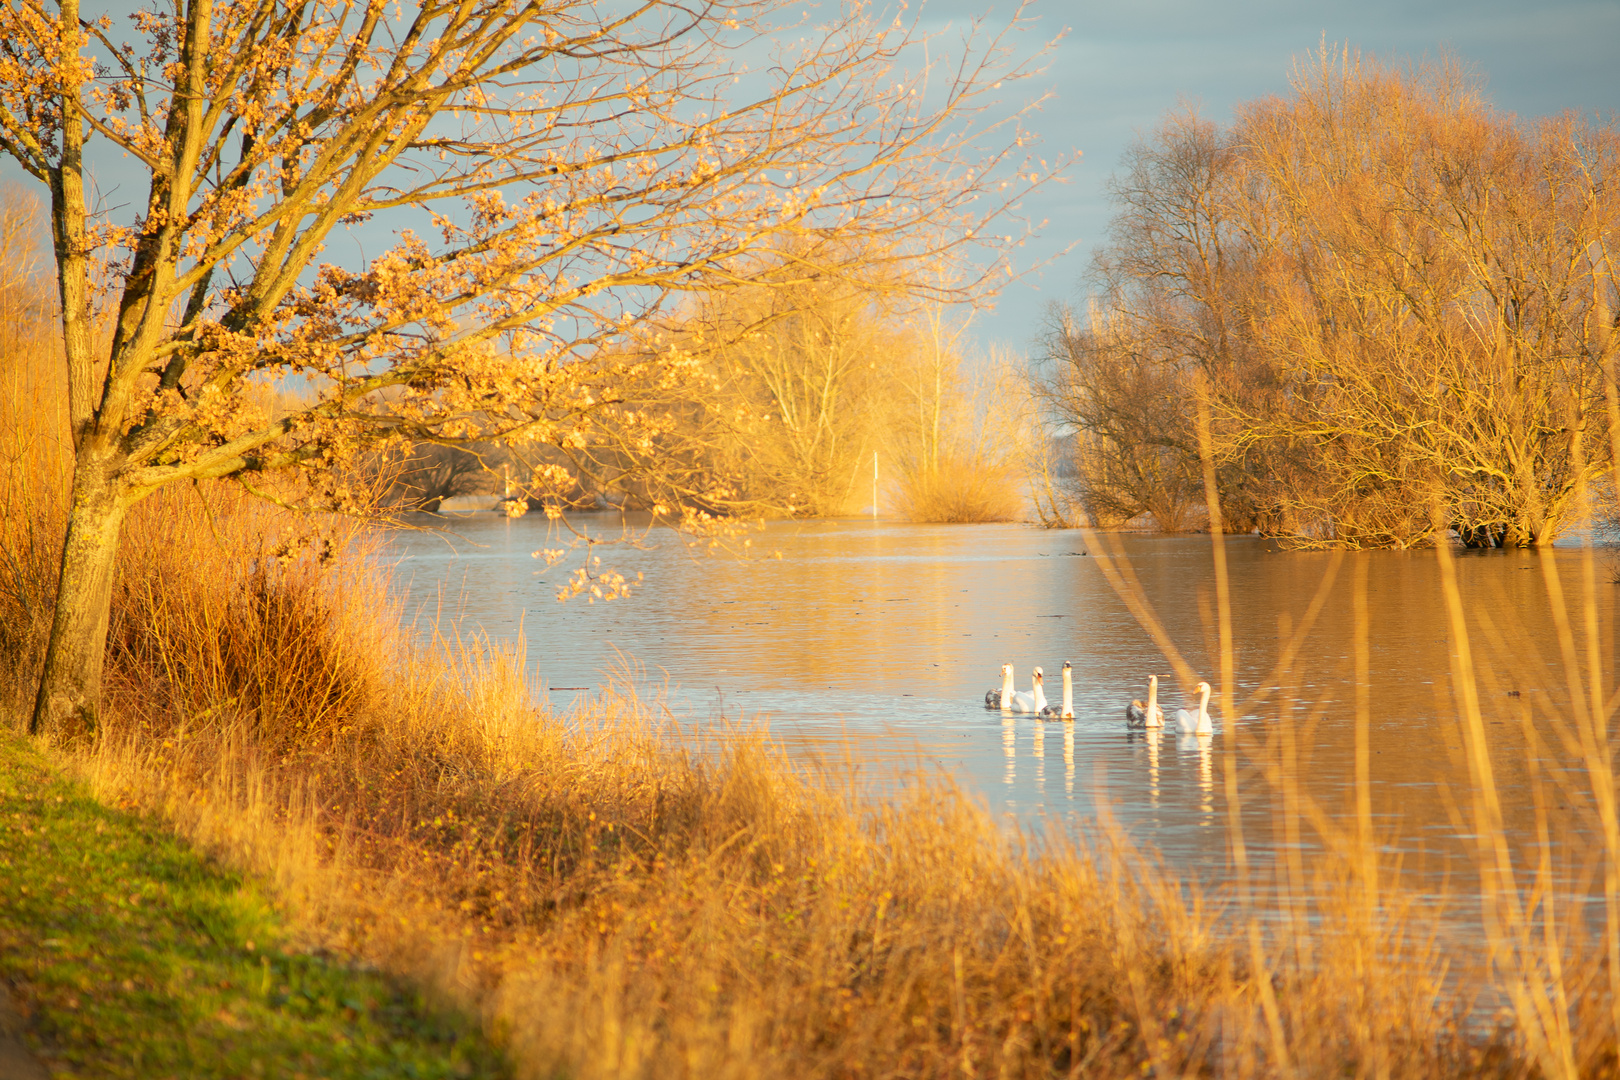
10;479;1620;1079
4;329;1620;1078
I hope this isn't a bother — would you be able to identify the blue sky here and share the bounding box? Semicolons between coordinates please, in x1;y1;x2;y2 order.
959;0;1620;353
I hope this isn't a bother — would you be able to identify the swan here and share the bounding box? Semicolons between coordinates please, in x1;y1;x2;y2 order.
1125;675;1165;729
984;663;1014;710
1007;667;1046;714
1039;661;1074;719
1175;681;1213;735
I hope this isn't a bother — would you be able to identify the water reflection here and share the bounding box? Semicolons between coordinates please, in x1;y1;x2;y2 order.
1001;714;1015;801
381;514;1618;905
1146;730;1161;817
1177;733;1215;826
1063;725;1074;799
1032;717;1045;799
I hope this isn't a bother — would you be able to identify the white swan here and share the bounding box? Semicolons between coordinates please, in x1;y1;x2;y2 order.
1007;667;1046;714
1039;661;1074;719
984;663;1013;710
1125;675;1165;729
1175;681;1213;735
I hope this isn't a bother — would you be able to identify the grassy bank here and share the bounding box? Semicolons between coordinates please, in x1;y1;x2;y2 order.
0;727;505;1078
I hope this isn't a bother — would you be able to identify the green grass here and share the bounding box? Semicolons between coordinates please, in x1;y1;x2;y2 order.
0;729;507;1079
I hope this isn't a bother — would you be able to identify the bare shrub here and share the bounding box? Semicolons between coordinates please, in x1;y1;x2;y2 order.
892;454;1022;522
0;187;68;718
101;486;389;751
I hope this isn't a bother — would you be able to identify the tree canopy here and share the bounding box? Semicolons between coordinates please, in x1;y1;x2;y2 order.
1047;50;1619;547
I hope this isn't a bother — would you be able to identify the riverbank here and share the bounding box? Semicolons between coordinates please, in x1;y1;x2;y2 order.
4;483;1619;1078
0;727;506;1079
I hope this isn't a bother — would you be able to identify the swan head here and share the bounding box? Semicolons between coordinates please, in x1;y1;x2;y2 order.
1033;666;1044;684
1197;680;1211;701
1061;660;1071;671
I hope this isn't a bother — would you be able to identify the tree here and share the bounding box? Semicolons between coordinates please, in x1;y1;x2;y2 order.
601;251;1029;523
1039;303;1203;531
686;266;908;516
373;442;492;512
1225;52;1620;547
1080;49;1620;547
886;342;1027;523
0;0;1058;734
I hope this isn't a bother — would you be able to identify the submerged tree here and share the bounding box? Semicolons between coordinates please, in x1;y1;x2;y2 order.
1;0;1058;734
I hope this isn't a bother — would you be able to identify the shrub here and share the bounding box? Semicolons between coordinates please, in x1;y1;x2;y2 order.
894;455;1023;523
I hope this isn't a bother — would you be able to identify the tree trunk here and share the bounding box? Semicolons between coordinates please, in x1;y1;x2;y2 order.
29;448;131;736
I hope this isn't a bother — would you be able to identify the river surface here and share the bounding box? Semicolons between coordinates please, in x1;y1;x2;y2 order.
381;512;1620;921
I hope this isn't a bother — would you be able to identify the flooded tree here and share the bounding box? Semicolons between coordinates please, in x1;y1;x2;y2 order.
1040;303;1204;530
1065;49;1620;547
593;248;1029;522
697;270;909;517
2;0;1058;734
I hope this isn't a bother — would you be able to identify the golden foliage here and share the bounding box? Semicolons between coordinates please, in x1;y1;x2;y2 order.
1062;48;1620;546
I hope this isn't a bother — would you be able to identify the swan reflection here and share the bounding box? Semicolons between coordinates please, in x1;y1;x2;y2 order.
1178;732;1216;825
1002;715;1016;790
1033;717;1046;795
1147;729;1161;817
1063;725;1074;798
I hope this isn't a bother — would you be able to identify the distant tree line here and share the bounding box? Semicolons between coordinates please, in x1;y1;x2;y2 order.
379;245;1033;523
1042;50;1620;547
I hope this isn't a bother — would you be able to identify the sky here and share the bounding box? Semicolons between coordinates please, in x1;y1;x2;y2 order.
954;0;1620;354
6;0;1616;359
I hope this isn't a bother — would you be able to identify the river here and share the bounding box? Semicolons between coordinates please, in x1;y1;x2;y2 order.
381;512;1619;920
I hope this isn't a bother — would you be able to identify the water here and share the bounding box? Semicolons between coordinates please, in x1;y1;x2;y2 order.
381;513;1619;910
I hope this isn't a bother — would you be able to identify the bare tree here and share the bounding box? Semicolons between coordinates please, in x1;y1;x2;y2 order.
1225;51;1620;546
1081;49;1620;547
617;259;1030;523
1039;302;1203;530
702;270;906;516
1;0;1060;734
371;442;492;512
